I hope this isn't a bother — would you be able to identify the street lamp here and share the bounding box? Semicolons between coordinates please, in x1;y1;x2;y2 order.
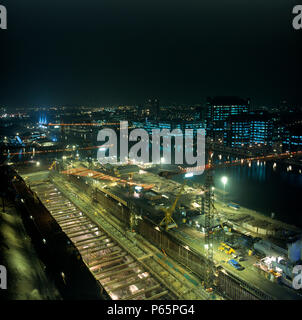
185;172;194;178
221;176;228;205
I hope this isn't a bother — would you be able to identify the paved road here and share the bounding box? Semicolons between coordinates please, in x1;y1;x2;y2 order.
174;226;302;300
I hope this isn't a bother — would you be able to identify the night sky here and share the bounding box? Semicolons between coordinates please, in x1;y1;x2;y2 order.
0;0;301;108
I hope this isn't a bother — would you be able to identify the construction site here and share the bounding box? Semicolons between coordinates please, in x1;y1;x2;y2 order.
1;150;300;301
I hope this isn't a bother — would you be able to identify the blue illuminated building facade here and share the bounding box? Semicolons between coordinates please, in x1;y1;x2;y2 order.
38;114;48;126
206;96;250;141
250;114;273;145
133;119;205;135
283;126;302;151
227;113;273;147
227;117;250;147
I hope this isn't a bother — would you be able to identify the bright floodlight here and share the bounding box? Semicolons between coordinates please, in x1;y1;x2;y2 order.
221;176;228;185
185;172;194;178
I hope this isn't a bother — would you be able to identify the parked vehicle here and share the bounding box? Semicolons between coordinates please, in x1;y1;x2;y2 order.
227;203;240;210
228;259;244;270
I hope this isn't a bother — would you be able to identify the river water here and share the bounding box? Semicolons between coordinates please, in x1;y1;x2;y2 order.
174;158;302;229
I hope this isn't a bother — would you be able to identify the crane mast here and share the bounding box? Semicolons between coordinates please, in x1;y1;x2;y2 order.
203;155;215;290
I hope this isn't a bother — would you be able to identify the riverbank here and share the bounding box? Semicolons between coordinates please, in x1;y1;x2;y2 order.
214;187;301;241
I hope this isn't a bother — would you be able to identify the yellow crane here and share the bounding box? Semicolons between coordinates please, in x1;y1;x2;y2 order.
160;181;186;230
49;160;57;171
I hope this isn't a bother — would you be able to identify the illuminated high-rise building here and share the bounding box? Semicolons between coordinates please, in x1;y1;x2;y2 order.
226;112;273;147
206;96;250;142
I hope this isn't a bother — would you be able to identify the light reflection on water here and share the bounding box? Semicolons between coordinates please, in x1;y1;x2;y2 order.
176;155;302;228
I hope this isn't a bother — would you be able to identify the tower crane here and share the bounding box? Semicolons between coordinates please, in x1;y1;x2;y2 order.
157;151;219;289
203;157;215;290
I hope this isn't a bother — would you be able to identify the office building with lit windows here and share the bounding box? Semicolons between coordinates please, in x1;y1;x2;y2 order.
133;119;205;135
206;96;250;142
226;112;273;147
283;125;302;152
